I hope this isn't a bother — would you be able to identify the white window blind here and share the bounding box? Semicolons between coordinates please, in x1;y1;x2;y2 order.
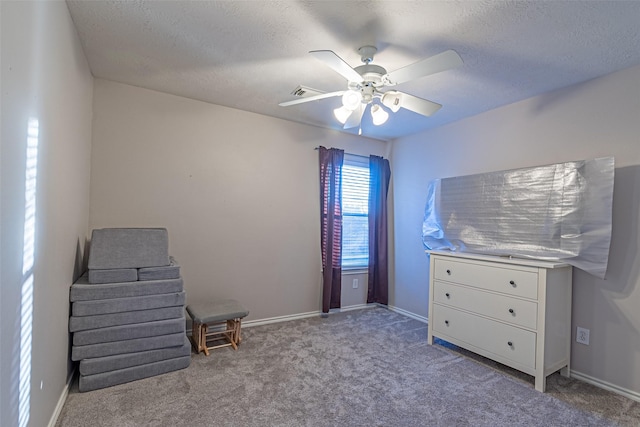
342;155;370;268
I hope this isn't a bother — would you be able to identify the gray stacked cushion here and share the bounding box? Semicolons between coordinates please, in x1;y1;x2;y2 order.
73;317;186;346
88;268;138;284
72;332;185;361
88;228;170;269
73;227;192;391
72;292;185;316
138;257;180;281
69;306;185;332
79;336;191;376
70;275;183;301
78;355;191;392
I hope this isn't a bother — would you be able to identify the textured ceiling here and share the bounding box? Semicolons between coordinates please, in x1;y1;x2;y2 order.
66;1;640;141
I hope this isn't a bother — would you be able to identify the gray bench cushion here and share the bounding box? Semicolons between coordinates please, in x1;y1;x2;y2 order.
73;317;186;346
79;336;191;376
69;306;185;332
88;228;170;269
72;292;185;316
72;332;185;361
138;257;180;281
70;275;184;302
88;268;138;284
78;355;191;392
186;299;249;324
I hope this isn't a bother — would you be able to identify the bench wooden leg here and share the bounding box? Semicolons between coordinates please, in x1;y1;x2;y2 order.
191;317;245;355
201;324;210;356
236;319;243;345
226;320;238;350
190;321;212;356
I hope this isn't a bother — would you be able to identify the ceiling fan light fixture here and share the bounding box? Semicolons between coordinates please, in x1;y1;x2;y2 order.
381;91;403;113
341;90;362;111
371;104;389;126
281;47;462;131
333;106;352;124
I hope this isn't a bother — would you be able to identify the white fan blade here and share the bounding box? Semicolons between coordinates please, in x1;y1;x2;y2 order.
343;104;365;129
383;50;463;86
397;92;442;117
310;50;363;83
279;91;344;107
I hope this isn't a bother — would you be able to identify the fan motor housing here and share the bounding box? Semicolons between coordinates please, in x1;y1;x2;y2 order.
354;64;387;87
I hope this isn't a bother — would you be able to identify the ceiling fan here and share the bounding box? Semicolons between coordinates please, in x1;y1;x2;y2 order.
279;46;463;130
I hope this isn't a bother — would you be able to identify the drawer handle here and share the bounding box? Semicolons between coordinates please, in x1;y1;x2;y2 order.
507;341;513;347
508;308;514;314
446;269;452;275
444;320;449;326
445;293;450;298
509;280;516;286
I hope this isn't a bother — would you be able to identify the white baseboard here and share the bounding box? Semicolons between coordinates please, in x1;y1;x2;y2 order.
187;304;382;334
48;368;75;427
240;304;386;329
186;311;321;334
387;304;429;324
242;303;426;325
570;370;640;403
242;304;385;328
242;310;320;328
331;303;377;313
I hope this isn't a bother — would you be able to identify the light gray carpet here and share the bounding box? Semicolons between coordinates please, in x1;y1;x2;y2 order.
56;307;640;426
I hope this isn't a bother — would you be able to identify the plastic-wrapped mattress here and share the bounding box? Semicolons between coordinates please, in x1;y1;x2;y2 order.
422;157;614;278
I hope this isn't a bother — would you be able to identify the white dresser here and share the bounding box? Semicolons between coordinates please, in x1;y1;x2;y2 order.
427;250;573;392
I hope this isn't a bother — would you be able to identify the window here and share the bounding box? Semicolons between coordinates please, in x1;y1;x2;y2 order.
341;154;370;269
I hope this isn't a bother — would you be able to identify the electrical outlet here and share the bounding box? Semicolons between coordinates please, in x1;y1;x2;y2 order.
576;327;590;345
352;278;359;289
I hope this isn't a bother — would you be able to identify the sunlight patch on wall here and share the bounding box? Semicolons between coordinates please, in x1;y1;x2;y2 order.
19;118;39;427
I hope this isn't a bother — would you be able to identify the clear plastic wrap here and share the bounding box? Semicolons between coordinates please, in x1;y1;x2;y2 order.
422;157;614;278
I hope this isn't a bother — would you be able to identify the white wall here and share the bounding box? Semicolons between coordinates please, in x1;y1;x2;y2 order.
390;64;640;395
341;271;369;308
1;2;93;426
89;79;388;321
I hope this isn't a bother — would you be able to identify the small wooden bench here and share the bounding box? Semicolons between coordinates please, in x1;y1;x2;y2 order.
186;299;249;356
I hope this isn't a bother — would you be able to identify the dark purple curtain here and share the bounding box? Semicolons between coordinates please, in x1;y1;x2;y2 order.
367;155;391;305
319;146;344;313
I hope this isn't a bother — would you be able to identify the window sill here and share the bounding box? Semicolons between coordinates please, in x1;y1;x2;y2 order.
342;267;368;275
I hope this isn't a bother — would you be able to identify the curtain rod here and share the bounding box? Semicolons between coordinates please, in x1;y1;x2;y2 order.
314;147;371;159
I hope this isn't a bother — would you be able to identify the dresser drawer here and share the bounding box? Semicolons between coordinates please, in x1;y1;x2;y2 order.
433;281;538;329
432;303;536;370
434;258;538;299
